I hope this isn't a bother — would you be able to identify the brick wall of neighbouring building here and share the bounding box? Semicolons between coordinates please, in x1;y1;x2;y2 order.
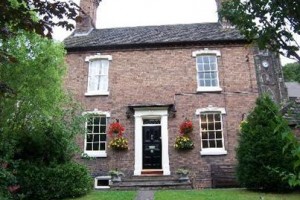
65;44;258;188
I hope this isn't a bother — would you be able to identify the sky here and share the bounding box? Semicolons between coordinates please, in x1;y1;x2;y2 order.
52;0;296;65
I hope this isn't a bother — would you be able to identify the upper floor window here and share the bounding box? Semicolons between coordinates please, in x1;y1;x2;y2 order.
192;49;222;92
85;54;112;96
196;106;227;155
83;110;110;157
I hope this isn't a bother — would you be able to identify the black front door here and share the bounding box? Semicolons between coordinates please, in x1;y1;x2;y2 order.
142;126;162;169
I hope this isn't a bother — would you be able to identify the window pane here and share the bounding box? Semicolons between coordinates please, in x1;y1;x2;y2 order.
201;123;207;130
87;134;93;142
205;80;210;86
202;132;208;139
204;72;211;79
100;143;106;151
100;117;106;125
197;56;203;64
216;140;223;148
200;80;205;86
100;134;106;141
203;56;209;64
202;140;208;148
200;115;206;122
208;131;215;139
209;140;216;148
87;125;93;133
89;76;99;91
94;125;100;133
94;134;100;142
215;114;221;121
210;63;217;70
209;56;216;63
215;122;221;130
100;125;106;133
99;76;108;91
216;131;222;138
199;72;204;79
198;64;204;71
101;60;109;75
204;63;210;71
207;114;214;122
86;143;92;150
208;123;214;130
93;143;100;151
93;117;100;125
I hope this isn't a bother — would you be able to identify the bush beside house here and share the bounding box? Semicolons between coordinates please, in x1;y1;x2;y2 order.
237;95;295;191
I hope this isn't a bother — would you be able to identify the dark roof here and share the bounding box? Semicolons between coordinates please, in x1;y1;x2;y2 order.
64;23;247;51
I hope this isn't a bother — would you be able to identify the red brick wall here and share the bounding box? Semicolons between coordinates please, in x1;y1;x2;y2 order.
65;44;258;187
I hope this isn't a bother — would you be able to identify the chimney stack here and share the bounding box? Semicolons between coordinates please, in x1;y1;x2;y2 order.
76;0;101;32
215;0;231;28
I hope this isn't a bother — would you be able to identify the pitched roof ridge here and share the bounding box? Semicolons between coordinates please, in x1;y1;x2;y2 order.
91;22;221;31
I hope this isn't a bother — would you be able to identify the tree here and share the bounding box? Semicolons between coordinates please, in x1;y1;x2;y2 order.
237;95;294;191
283;62;300;82
0;0;80;40
0;33;91;199
219;0;300;63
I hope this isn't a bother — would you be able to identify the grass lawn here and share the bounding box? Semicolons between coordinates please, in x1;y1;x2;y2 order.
154;189;300;200
65;188;300;200
66;190;136;200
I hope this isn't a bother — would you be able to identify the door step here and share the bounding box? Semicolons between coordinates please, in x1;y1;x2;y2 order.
141;170;163;176
110;176;192;190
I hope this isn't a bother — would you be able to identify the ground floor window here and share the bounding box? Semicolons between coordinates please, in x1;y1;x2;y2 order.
83;111;110;157
196;107;227;155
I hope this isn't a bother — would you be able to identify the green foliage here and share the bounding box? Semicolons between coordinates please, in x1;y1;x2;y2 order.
237;95;294;191
283;62;300;83
0;33;89;199
17;162;92;200
220;0;300;62
0;0;80;39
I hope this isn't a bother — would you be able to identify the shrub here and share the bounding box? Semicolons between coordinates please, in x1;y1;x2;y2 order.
17;162;92;200
237;95;294;191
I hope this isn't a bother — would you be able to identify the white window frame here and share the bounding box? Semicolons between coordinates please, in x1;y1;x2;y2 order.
192;49;222;92
85;54;112;96
82;110;110;157
196;106;227;155
94;176;112;189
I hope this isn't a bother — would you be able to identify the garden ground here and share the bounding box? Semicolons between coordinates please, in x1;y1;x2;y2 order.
68;188;300;200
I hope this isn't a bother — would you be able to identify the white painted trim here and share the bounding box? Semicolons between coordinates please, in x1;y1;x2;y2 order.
85;151;107;158
82;111;110;158
192;49;221;57
85;91;110;96
82;110;111;117
197;87;222;92
200;148;228;155
134;109;170;176
195;106;226;115
94;176;112;189
85;54;112;62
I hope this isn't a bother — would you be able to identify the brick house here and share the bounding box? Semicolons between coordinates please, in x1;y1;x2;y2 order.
64;0;286;188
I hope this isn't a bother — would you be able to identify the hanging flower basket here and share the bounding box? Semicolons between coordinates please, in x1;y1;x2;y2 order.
109;136;128;150
108;121;125;137
179;120;193;135
174;135;194;150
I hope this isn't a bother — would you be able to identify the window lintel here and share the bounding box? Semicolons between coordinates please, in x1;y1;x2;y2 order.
195;106;226;115
85;54;112;62
192;49;221;57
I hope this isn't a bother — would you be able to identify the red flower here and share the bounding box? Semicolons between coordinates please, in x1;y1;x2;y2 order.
108;122;125;137
179;120;193;135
